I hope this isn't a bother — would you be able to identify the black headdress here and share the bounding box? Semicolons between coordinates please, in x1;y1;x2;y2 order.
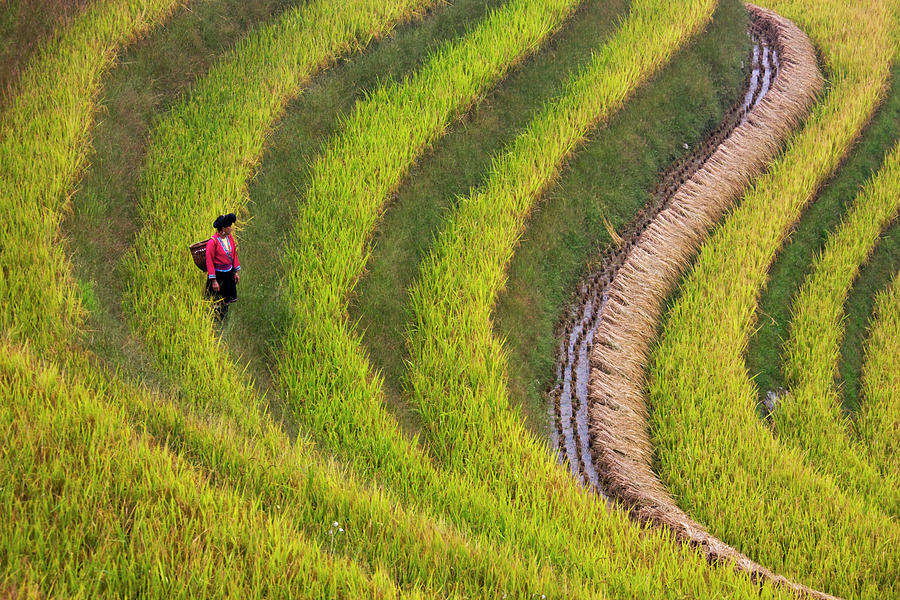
213;213;237;230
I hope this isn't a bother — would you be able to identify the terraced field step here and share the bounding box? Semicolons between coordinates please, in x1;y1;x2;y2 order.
576;7;829;596
648;0;900;596
271;0;793;596
0;344;412;598
552;16;778;493
858;270;900;480
778;132;900;516
0;0;181;352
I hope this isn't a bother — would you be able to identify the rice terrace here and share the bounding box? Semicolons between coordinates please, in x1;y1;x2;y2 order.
3;0;900;596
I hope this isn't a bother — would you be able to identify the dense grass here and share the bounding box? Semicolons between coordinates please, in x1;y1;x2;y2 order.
348;0;750;436
65;350;588;598
777;135;900;516
493;0;750;432
124;0;437;420
404;0;717;492
272;0;791;596
1;344;408;599
7;0;894;594
857;271;900;480
347;0;629;435
112;1;775;597
648;0;900;596
839;219;900;410
222;0;510;411
746;63;900;408
0;0;92;105
64;0;301;390
3;2;599;595
0;0;180;354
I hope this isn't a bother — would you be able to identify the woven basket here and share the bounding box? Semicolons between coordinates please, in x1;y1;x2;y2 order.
188;239;209;271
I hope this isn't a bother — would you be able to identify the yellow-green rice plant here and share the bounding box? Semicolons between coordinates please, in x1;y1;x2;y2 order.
10;0;598;582
0;0;181;352
121;0;629;591
102;362;592;598
23;0;779;594
124;0;437;423
0;343;410;599
279;0;588;477
397;0;792;595
0;2;608;590
276;0;793;596
405;0;715;512
778;139;900;515
405;0;714;485
61;347;589;597
648;0;900;596
857;271;900;480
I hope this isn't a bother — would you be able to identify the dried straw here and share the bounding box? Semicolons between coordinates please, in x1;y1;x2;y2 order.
587;5;833;598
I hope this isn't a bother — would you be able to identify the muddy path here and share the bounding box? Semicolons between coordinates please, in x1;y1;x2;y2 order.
551;5;835;598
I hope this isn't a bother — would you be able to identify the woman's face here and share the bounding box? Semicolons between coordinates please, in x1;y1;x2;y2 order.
219;224;233;236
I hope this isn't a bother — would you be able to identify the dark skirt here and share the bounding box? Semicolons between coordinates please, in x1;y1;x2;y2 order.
206;269;237;317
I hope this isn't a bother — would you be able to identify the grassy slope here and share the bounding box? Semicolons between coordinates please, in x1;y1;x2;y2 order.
840;220;900;410
347;0;631;435
64;0;301;391
858;271;900;479
0;0;183;354
267;0;792;596
775;133;900;516
346;0;750;437
12;3;597;596
647;0;900;595
1;344;409;599
70;0;644;596
494;0;749;433
746;63;900;410
222;0;508;421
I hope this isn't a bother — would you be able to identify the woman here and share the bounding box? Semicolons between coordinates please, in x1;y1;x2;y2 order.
205;213;241;320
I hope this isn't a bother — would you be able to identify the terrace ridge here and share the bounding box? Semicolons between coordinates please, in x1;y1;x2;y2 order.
582;5;830;597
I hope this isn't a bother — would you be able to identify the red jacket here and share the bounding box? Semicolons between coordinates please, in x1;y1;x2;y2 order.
205;234;240;279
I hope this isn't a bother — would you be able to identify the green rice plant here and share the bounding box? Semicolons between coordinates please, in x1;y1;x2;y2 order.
14;0;777;594
0;0;181;353
404;0;716;515
647;0;900;596
778;138;900;515
746;62;900;411
15;0;598;585
67;349;587;597
0;343;410;599
0;3;607;591
584;7;824;591
124;0;437;422
275;0;793;596
0;0;91;106
857;271;900;480
279;0;588;459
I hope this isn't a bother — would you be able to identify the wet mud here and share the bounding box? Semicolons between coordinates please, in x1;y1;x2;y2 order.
550;19;778;494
